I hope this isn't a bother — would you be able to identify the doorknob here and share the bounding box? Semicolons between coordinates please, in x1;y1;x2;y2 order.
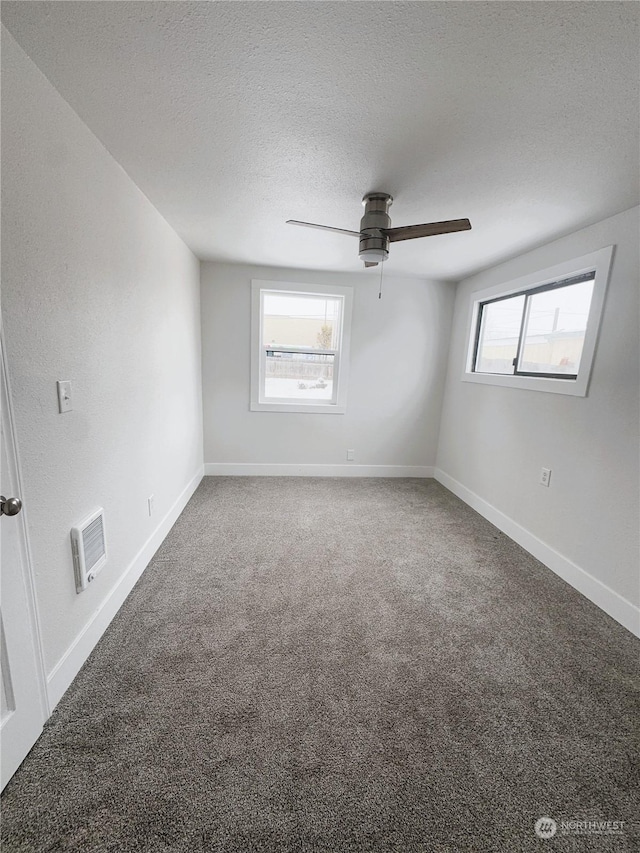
0;495;22;516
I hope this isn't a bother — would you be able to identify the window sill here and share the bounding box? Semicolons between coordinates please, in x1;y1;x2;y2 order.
462;371;588;397
251;401;346;414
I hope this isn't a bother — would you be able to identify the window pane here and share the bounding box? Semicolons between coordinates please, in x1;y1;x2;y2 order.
517;279;594;375
474;295;525;374
264;351;334;401
263;292;342;350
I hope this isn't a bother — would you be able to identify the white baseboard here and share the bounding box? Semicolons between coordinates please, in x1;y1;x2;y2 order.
434;468;640;638
204;463;434;478
47;466;204;710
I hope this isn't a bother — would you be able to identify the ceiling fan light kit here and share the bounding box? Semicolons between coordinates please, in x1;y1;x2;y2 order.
286;192;472;268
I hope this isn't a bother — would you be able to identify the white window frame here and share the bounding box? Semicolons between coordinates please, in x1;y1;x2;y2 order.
462;246;614;397
250;279;353;414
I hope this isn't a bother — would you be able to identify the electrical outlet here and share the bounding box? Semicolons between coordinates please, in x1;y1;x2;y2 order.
148;495;155;516
540;468;551;487
346;449;355;461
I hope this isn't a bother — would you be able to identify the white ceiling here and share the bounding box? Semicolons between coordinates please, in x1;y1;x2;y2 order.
2;1;638;280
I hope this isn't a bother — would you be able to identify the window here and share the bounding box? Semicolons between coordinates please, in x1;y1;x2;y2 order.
250;280;353;413
474;274;595;379
463;246;613;396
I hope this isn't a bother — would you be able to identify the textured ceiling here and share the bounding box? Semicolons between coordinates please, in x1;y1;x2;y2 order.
2;1;638;280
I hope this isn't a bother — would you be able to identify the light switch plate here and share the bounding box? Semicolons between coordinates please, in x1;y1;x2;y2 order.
57;380;73;413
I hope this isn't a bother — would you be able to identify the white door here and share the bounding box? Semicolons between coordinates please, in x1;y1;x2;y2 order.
1;338;48;790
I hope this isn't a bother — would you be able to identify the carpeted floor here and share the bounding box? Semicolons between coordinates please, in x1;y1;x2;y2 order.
2;478;639;852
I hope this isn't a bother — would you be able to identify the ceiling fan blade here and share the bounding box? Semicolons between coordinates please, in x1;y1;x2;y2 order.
364;261;378;268
286;220;361;237
383;218;472;242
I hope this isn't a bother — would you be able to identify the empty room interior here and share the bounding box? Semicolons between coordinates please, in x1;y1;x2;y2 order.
1;2;639;851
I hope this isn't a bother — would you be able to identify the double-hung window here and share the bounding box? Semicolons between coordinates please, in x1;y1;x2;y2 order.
464;246;613;396
251;280;353;413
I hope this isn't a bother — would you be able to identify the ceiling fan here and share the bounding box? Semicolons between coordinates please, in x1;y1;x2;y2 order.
287;193;471;267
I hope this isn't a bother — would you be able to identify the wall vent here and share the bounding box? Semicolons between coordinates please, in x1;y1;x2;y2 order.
71;508;107;593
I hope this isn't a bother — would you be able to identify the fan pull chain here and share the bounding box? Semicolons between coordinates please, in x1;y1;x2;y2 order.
378;262;384;299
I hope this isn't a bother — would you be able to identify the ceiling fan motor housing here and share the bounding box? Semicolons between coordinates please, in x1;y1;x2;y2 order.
359;193;393;262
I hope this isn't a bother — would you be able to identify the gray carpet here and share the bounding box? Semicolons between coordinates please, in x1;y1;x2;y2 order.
2;478;639;852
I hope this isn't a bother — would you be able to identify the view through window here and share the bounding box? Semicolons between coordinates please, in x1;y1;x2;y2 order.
474;274;595;378
262;291;343;402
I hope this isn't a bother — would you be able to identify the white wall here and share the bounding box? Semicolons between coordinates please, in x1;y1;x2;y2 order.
1;29;204;703
201;263;455;474
436;206;640;632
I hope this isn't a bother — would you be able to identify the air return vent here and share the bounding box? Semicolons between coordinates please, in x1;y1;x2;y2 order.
71;508;107;593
